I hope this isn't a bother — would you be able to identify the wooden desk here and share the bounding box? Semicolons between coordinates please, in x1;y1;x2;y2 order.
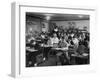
26;47;38;52
71;53;89;65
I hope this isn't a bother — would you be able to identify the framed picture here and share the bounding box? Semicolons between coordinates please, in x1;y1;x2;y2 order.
11;2;96;78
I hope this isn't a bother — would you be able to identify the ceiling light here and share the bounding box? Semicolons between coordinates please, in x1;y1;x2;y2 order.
78;15;83;18
46;16;51;20
45;14;54;16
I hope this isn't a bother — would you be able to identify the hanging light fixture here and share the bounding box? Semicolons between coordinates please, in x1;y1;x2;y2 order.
45;13;54;21
78;15;83;18
45;15;51;21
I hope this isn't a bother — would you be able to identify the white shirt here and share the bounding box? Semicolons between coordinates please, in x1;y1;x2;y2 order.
73;38;79;46
71;33;74;37
54;28;58;32
50;37;59;45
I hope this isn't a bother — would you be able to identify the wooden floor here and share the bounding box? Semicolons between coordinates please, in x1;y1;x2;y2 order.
38;56;57;66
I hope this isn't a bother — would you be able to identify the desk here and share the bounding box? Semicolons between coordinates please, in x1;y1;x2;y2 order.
48;48;70;65
51;48;68;56
26;47;38;56
71;53;89;64
26;47;42;67
40;46;52;59
26;47;38;52
52;48;68;51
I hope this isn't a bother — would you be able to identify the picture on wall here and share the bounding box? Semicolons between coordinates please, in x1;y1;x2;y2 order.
26;12;90;67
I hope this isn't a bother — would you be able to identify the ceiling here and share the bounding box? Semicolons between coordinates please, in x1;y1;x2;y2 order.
26;12;89;21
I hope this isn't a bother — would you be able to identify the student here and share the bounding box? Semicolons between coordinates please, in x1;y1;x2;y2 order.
58;37;70;63
59;37;69;49
50;33;59;45
73;36;79;49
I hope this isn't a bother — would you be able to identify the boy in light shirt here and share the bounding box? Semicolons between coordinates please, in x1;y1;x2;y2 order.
50;33;59;45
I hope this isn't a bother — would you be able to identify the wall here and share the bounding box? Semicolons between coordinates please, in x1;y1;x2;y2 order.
26;16;42;35
52;20;89;32
26;16;49;36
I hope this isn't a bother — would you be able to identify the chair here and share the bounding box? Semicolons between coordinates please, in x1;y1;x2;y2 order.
36;54;43;64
